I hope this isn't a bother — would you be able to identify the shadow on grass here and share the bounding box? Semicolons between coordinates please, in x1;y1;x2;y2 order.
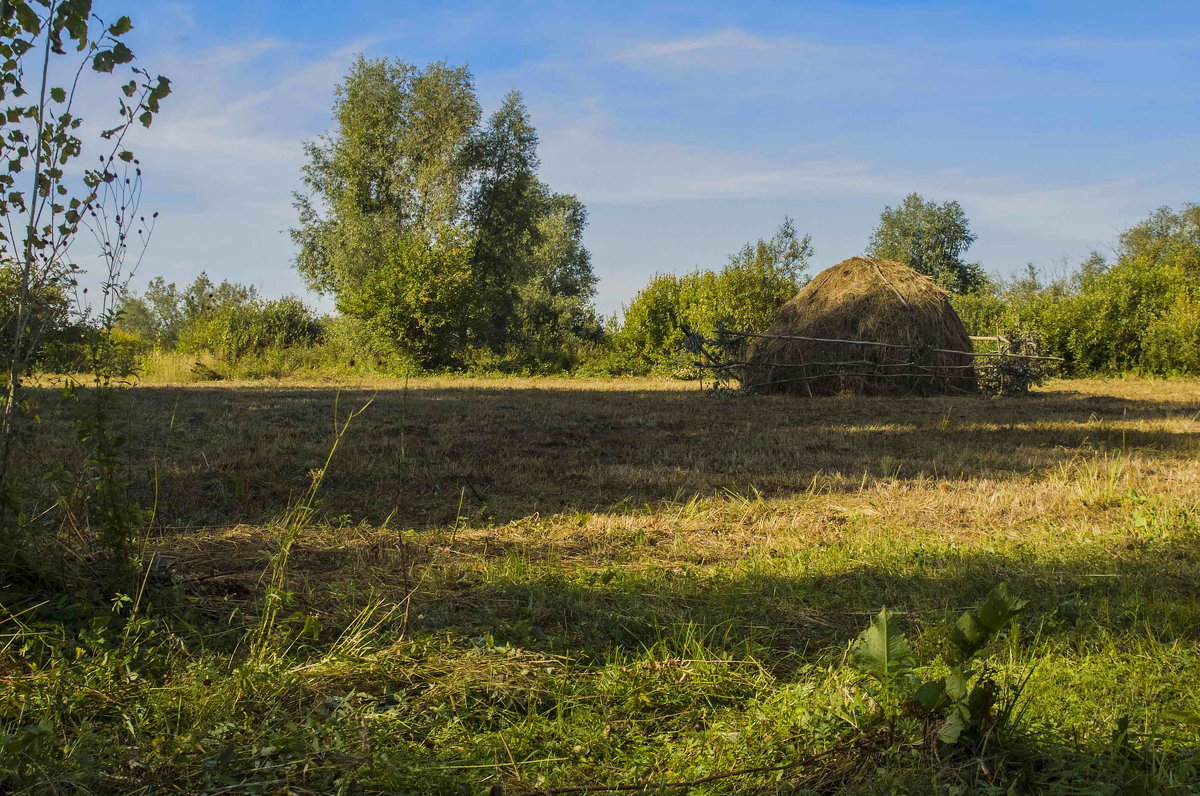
401;532;1200;660
167;511;1200;665
24;382;1200;530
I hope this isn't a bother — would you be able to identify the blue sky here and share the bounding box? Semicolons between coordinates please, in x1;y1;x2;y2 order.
102;0;1199;314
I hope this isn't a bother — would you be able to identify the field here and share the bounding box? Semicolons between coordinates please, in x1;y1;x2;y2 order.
4;376;1200;793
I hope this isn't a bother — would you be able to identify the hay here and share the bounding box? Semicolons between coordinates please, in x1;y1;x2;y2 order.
741;257;978;396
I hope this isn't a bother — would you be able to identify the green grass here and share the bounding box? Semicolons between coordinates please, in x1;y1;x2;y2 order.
3;376;1200;793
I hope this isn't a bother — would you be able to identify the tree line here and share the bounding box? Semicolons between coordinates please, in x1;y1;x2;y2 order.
6;55;1198;380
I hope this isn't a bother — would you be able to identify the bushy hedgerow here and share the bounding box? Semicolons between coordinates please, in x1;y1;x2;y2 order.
176;296;323;361
951;204;1200;377
607;219;812;374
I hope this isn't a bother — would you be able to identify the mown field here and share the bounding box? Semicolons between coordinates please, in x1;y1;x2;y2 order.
4;376;1200;794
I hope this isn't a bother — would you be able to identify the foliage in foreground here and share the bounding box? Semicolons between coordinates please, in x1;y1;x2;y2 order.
3;527;1198;794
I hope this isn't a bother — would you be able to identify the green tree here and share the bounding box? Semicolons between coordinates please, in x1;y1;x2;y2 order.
292;58;481;366
180;272;257;320
292;58;596;368
509;190;602;358
117;273;257;348
0;263;73;363
868;193;985;293
335;227;477;367
469;90;543;344
715;216;813;333
614;219;812;372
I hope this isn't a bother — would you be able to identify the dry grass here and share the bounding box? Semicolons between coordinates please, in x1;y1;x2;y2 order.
47;374;1194;530
123;375;1198;633
744;257;977;395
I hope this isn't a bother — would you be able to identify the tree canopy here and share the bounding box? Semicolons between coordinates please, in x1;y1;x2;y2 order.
867;193;985;293
292;57;596;367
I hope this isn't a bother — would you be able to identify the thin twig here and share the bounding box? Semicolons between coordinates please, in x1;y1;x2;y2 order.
719;329;1063;361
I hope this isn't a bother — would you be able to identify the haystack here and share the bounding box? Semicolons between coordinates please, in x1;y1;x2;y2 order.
741;257;977;396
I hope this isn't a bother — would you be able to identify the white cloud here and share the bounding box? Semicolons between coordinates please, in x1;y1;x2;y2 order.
538;108;1170;275
96;36;375;298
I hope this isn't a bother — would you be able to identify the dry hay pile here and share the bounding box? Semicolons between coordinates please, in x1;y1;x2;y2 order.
742;257;977;396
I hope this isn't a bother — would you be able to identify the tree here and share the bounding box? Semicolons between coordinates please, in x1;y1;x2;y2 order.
1118;203;1200;278
117;273;257;348
469;90;543;344
292;58;596;368
1;2;170;579
716;216;813;333
1;263;72;362
867;193;984;293
614;219;812;372
1;1;169;470
510;190;602;356
292;58;481;366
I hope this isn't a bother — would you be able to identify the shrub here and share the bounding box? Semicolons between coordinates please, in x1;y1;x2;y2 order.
335;229;478;369
949;289;1007;338
177;296;323;361
321;314;413;375
1141;296;1200;375
610;219;812;374
953;203;1200;379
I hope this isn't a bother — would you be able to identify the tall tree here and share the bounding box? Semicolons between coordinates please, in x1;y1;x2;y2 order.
293;58;479;298
469;90;542;344
511;190;602;352
292;58;596;366
867;193;984;293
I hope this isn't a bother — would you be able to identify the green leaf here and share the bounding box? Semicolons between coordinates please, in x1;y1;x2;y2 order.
146;76;171;112
15;2;41;36
108;16;133;36
914;679;948;712
56;0;91;47
938;708;969;745
92;43;133;74
110;41;134;66
50;86;66;103
948;583;1029;663
849;607;915;685
92;50;114;73
117;150;134;162
138;110;153;128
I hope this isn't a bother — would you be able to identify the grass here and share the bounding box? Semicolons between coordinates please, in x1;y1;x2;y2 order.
3;376;1200;793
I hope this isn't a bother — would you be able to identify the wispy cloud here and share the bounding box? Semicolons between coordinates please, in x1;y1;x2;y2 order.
618;28;774;63
539;108;1170;261
109;36;375;295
